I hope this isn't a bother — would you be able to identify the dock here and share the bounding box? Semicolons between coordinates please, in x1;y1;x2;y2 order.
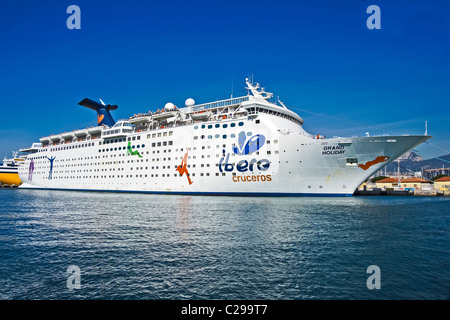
354;188;450;197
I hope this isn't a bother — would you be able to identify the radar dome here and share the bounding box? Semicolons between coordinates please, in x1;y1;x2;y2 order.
164;102;175;110
185;98;195;107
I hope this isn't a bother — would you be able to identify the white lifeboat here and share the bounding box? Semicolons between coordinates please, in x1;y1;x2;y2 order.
50;135;62;142
74;129;88;137
191;111;212;120
129;116;152;125
62;132;74;140
88;126;103;135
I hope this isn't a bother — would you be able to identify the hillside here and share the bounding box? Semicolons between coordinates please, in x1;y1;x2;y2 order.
384;152;450;173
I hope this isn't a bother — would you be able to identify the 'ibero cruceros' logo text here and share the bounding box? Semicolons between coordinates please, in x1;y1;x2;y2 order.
219;131;272;182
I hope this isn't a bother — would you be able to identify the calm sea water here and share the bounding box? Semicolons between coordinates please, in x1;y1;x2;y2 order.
0;188;448;300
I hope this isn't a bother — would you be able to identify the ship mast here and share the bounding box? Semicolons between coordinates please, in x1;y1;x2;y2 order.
245;78;273;100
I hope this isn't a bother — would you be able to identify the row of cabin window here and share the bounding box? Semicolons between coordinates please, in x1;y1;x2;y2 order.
101;131;172;145
37;129;173;154
146;131;173;138
194;122;244;130
98;141;173;152
40;131;166;153
48;162;212;176
36;142;96;154
193;132;252;140
99;144;145;152
47;172;240;180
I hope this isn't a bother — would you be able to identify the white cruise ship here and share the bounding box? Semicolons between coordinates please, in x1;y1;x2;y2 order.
18;79;431;196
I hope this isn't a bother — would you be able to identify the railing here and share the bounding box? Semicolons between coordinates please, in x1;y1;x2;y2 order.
191;96;249;112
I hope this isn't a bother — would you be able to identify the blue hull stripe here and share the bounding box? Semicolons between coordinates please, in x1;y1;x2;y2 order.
19;186;353;197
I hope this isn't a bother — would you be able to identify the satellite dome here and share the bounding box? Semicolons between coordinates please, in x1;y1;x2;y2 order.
164;102;175;110
185;98;195;107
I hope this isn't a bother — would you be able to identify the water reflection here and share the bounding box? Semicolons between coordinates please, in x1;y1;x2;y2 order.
1;189;449;299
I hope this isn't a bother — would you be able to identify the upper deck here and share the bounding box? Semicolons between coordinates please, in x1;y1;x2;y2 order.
37;79;305;148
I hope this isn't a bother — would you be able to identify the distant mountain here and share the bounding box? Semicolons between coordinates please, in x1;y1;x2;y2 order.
397;151;423;162
384;152;450;173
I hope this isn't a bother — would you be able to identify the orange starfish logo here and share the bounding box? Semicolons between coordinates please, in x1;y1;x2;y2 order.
97;114;104;124
176;147;193;185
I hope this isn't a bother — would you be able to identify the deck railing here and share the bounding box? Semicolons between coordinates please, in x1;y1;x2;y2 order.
191;96;249;112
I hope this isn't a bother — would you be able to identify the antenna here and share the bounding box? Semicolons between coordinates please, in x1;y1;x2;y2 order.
231;78;233;98
277;97;287;109
425;121;428;135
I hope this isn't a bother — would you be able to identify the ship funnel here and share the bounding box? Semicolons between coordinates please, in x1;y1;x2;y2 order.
78;98;118;127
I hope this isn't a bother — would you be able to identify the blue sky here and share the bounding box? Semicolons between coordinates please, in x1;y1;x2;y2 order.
1;0;449;159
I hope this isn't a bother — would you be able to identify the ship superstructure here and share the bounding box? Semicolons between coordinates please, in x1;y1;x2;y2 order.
18;79;431;196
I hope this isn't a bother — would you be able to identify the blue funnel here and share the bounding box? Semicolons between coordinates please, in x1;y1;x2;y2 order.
78;98;117;127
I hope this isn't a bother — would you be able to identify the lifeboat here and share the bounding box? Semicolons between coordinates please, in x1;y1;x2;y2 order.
50;135;62;142
191;111;212;120
74;129;88;137
129;116;152;125
62;132;74;140
152;111;178;121
39;136;51;143
88;126;103;135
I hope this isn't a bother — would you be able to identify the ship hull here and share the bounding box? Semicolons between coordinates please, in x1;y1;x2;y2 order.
0;167;21;186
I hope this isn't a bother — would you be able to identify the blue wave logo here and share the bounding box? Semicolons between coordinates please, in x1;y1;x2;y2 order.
232;131;266;155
